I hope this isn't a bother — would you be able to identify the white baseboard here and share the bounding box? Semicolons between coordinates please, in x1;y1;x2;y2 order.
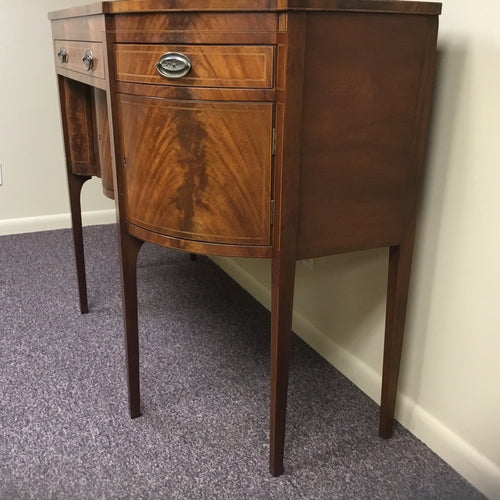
211;256;500;500
0;209;116;236
398;395;500;499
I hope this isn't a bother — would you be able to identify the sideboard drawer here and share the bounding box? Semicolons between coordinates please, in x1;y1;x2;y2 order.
54;40;105;80
114;44;274;88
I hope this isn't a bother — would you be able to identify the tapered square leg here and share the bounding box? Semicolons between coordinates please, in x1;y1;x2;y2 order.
270;255;296;476
379;233;415;438
67;172;91;314
118;231;144;419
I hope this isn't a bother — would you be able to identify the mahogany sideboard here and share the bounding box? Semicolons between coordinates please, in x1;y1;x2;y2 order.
49;0;441;476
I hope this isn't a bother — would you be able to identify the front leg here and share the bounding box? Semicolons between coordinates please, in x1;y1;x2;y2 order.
379;231;415;438
67;172;91;314
118;230;144;419
269;254;296;476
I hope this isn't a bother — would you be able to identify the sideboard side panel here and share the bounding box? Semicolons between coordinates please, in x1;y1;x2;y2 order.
296;12;438;258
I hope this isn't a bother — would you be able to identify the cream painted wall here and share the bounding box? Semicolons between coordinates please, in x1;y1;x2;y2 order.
0;0;114;235
0;0;498;497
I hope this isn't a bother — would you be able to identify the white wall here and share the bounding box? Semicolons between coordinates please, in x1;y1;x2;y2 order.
0;0;114;235
0;1;499;498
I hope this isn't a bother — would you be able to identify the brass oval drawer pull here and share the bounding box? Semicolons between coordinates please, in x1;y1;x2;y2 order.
57;48;68;63
82;49;94;71
155;52;192;79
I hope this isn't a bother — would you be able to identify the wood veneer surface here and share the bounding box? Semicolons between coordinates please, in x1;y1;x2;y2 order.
49;0;441;20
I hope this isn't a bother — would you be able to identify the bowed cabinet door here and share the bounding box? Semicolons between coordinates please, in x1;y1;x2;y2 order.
117;94;273;247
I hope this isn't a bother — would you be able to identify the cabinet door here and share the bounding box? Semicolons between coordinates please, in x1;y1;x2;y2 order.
118;94;273;245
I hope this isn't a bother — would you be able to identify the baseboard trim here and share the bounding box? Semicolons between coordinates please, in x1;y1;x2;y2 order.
398;394;500;499
0;209;116;236
211;256;500;500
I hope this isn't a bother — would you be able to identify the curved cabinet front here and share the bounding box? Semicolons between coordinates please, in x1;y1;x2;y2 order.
117;93;273;246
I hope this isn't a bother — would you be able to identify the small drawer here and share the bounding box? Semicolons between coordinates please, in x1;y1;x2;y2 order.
54;40;105;80
114;44;274;89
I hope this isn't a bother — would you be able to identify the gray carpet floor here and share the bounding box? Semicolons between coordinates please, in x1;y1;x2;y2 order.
0;224;484;499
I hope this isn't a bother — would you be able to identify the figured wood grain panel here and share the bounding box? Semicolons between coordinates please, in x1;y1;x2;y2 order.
118;94;273;245
296;12;436;258
54;40;105;80
93;88;114;199
114;45;274;88
112;31;278;45
111;12;277;43
59;77;100;177
111;12;277;33
50;15;105;40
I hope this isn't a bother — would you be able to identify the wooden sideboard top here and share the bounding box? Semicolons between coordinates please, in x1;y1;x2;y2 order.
49;0;442;20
